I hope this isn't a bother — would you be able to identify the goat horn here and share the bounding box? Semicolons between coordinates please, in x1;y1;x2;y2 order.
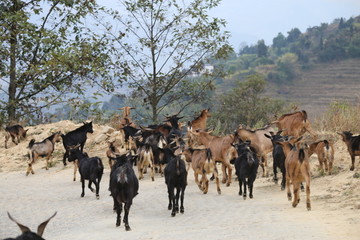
7;212;31;233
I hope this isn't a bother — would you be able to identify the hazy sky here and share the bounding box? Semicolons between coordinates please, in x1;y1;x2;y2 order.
209;0;360;49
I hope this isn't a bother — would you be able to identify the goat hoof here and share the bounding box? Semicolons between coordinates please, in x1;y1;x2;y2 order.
125;226;131;231
243;196;246;200
171;212;176;217
250;195;253;199
116;222;120;227
292;203;298;208
81;193;85;198
226;182;230;187
180;208;184;213
151;177;154;181
26;172;30;176
96;195;100;200
168;205;172;210
350;166;354;171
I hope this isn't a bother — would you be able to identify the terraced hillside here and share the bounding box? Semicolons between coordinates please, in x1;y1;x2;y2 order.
270;58;360;120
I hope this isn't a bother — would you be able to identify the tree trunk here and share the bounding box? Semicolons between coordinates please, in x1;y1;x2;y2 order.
8;11;17;123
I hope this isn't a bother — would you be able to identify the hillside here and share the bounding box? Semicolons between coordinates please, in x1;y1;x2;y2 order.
270;58;360;120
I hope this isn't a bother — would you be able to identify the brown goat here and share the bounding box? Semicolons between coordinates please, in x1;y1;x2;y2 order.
188;108;211;130
274;136;311;211
5;125;28;149
188;147;221;194
187;129;237;186
137;144;155;181
235;124;274;177
26;131;62;176
338;131;360;171
106;141;121;169
308;140;335;174
118;106;137;129
271;110;317;139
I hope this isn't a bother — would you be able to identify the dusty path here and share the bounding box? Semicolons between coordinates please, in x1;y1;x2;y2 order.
1;163;359;240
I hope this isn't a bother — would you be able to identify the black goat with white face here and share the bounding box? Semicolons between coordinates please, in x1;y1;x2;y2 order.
232;140;259;200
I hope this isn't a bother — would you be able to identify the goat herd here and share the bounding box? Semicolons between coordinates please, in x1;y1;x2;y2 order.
3;107;360;239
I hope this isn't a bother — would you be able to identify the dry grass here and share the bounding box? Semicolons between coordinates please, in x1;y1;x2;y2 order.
314;100;360;133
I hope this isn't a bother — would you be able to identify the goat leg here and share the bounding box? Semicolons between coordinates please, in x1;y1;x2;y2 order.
124;202;131;231
180;187;185;214
81;178;85;197
350;155;355;171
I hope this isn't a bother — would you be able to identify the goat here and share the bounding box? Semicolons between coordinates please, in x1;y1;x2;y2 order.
188;108;211;131
235;124;274;177
137;143;155;181
271;110;317;139
188;129;237;186
106;141;121;169
189;147;221;194
232;141;259;199
26;131;62;176
109;153;139;231
5;125;28;149
61;121;93;166
274;136;312;210
264;131;286;190
68;148;104;199
308;140;335;174
118;106;137;129
338;131;360;171
4;212;56;240
164;155;187;217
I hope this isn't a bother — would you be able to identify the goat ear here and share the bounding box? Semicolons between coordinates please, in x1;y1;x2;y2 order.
37;212;57;237
7;212;31;233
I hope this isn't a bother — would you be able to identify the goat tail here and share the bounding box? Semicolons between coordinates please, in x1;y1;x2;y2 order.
298;149;306;163
206;148;212;163
323;140;330;150
28;139;35;149
176;158;181;176
301;110;308;122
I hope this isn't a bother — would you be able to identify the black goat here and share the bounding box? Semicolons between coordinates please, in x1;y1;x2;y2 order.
4;212;56;240
5;124;28;149
61;121;93;166
264;131;286;190
232;140;259;200
164;155;187;217
109;153;139;231
68;148;104;199
338;131;360;171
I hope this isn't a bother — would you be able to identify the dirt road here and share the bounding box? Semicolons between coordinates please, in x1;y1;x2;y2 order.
1;163;359;240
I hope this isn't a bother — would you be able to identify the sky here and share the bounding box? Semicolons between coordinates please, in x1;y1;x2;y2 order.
208;0;360;50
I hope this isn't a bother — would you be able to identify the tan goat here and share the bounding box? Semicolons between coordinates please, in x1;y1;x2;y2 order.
188;147;221;194
274;136;312;211
308;140;335;174
187;129;237;187
271;110;317;139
